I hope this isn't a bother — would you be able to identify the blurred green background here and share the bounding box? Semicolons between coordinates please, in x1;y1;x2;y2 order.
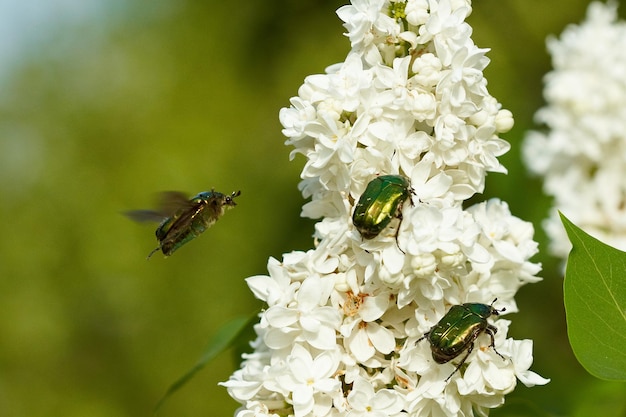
1;0;625;416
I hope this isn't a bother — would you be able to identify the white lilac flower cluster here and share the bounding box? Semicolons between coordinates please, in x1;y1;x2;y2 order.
223;0;549;416
523;1;626;258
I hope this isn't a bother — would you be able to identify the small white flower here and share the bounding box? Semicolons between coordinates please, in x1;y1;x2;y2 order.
336;0;399;62
421;0;473;65
437;45;490;111
275;344;341;417
246;257;298;307
280;96;318;143
411;53;443;89
405;0;429;26
263;274;342;351
339;288;395;362
346;376;406;417
506;338;552;387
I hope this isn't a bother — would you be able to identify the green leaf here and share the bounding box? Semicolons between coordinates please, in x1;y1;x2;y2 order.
560;213;626;381
154;312;259;414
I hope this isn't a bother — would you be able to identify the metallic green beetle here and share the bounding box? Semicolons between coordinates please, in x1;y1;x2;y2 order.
417;300;506;381
352;174;412;239
126;190;240;258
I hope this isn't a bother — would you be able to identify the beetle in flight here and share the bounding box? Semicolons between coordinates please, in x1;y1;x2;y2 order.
126;190;240;258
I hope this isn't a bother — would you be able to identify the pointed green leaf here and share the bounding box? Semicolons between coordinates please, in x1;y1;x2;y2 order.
560;213;626;381
154;312;258;414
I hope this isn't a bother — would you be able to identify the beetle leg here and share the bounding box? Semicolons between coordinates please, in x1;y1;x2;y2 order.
486;324;505;361
445;342;473;382
408;186;417;207
393;211;406;254
147;245;162;260
394;227;405;254
416;331;430;343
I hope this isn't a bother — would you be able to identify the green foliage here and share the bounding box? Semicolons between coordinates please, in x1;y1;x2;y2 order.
571;379;626;417
155;313;258;413
490;398;555;417
560;213;626;381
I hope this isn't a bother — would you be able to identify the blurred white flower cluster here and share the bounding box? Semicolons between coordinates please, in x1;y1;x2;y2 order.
223;0;548;416
523;1;626;258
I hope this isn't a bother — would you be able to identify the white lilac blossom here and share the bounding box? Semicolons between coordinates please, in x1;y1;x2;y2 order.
523;1;626;258
223;1;548;416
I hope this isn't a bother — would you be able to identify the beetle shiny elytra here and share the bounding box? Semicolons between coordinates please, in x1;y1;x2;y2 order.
417;300;506;381
126;190;240;258
352;175;412;239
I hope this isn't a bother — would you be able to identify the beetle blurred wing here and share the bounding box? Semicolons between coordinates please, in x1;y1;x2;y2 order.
157;191;194;216
124;209;168;223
